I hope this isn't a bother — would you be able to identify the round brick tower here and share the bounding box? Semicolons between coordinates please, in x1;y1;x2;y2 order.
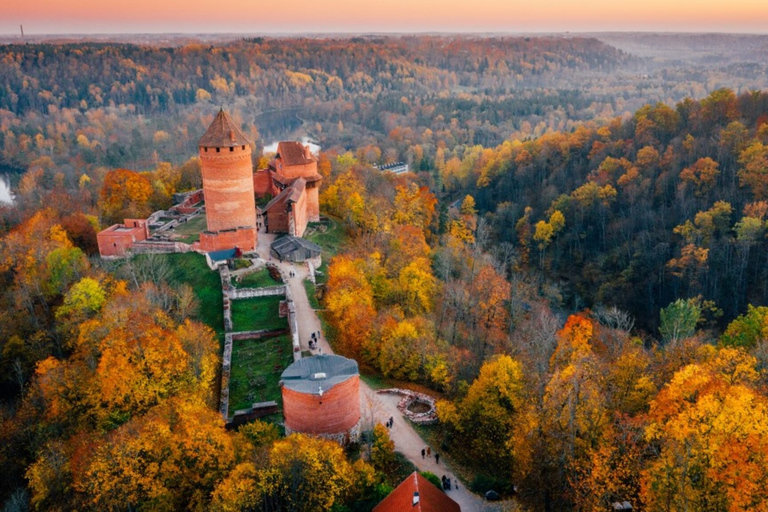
281;355;360;443
199;110;257;238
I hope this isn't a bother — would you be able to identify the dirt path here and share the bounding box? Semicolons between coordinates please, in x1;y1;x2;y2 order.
255;228;497;511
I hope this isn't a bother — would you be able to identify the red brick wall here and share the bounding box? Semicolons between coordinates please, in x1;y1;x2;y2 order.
277;159;318;180
265;195;291;234
97;219;149;257
200;144;257;233
124;219;149;240
97;229;134;256
305;182;320;223
199;227;257;252
253;169;278;197
282;376;360;435
292;189;308;237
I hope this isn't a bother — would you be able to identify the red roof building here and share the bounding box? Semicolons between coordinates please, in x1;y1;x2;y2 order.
254;141;322;238
96;218;149;257
373;472;461;512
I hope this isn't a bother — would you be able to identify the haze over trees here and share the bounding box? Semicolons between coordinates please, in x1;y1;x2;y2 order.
2;34;768;511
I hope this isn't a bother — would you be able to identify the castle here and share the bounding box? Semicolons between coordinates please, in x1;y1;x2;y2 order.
96;109;321;257
198;110;322;249
254;141;322;238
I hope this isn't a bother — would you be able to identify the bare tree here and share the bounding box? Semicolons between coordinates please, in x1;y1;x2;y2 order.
593;305;635;333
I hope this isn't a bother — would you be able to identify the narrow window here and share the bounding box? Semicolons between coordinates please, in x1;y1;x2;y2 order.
242;145;245;150
204;147;208;152
216;147;220;153
230;147;234;152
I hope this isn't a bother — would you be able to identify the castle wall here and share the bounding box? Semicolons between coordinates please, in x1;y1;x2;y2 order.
265;196;291;235
253;168;277;197
292;189;309;238
97;219;149;257
305;183;320;223
282;376;360;435
275;159;317;180
200;144;257;233
199;227;256;252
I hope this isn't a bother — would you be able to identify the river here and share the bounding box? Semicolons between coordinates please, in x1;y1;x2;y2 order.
261;137;321;155
0;174;14;205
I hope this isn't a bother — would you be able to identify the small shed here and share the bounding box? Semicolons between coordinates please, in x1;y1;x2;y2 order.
270;236;321;263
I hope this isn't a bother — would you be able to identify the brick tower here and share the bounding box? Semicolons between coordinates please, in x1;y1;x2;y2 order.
198;109;257;252
280;354;361;444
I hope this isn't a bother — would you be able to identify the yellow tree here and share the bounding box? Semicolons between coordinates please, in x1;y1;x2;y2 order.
268;434;357;512
325;256;376;359
642;352;768;511
99;168;153;225
438;355;525;472
80;397;235;511
397;257;436;315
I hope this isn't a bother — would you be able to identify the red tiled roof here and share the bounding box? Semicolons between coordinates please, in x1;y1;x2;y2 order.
373;472;461;512
261;178;306;213
276;141;315;166
199;109;250;147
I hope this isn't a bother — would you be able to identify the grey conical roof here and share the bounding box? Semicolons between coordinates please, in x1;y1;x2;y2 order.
198;109;250;147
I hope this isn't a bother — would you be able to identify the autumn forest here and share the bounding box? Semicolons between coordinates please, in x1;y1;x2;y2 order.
2;34;768;511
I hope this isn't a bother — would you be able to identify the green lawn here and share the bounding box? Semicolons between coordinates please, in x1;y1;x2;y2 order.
170;214;208;243
231;295;288;332
235;268;281;289
165;253;225;342
303;279;321;309
306;216;348;285
228;334;294;413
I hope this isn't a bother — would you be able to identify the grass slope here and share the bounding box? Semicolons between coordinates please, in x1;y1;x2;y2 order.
234;268;281;289
230;295;288;332
164;253;224;342
228;334;293;412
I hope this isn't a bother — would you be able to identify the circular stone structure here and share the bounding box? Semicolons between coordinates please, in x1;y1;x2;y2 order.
280;354;360;443
199;109;257;234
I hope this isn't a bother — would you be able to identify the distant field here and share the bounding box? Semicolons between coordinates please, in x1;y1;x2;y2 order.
228;334;293;413
230;295;287;332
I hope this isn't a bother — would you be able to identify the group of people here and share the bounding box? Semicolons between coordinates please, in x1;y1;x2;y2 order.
288;270;296;278
441;475;454;491
308;331;321;350
421;447;439;465
385;416;394;428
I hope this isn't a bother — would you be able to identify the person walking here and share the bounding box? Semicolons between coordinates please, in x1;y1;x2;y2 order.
435;453;440;464
426;447;431;457
421;448;425;459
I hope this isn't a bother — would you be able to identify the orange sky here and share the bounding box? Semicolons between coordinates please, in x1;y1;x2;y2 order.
2;0;767;34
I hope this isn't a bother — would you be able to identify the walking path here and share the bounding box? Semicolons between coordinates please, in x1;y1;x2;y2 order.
255;227;499;511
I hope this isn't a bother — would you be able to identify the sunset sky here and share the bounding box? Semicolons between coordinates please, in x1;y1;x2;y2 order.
2;0;767;34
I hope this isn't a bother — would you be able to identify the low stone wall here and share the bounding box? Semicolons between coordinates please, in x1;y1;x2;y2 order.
219;333;234;418
229;285;286;300
306;261;316;285
219;329;290;420
377;388;439;425
287;300;300;361
132;241;190;254
229;401;279;428
219;265;233;332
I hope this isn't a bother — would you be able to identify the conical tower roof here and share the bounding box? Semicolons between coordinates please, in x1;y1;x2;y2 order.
198;109;251;148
